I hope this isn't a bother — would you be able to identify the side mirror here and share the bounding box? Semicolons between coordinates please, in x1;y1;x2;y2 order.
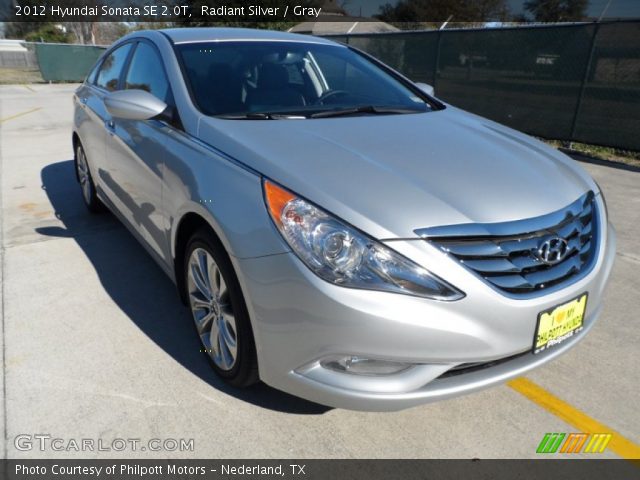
415;82;435;97
104;89;168;121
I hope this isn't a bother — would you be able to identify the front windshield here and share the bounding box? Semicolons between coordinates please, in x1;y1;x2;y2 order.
177;41;435;118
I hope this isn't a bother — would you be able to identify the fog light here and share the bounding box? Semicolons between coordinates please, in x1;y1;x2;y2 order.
320;356;412;376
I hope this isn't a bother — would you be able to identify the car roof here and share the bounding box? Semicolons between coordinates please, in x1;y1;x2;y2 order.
160;27;339;46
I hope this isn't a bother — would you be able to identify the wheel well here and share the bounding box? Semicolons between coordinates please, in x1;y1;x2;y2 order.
173;213;225;304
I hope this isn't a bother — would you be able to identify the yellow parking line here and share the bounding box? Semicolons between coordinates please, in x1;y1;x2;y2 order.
509;377;640;460
22;84;36;92
0;107;42;124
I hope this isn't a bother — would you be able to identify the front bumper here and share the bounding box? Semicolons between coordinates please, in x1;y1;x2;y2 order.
232;212;616;411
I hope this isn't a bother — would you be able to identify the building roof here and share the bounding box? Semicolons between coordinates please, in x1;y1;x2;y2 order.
0;39;28;52
289;20;399;35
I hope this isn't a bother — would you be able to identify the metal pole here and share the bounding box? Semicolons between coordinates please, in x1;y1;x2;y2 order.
433;29;443;90
597;0;613;22
440;15;453;30
569;22;601;141
432;16;452;90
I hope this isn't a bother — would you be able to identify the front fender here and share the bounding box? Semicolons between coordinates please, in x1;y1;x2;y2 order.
163;133;289;261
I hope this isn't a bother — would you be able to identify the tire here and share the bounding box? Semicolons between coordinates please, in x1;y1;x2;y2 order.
75;143;104;213
184;228;259;387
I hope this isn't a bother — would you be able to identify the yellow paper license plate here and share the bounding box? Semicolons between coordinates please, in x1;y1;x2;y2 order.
534;293;587;354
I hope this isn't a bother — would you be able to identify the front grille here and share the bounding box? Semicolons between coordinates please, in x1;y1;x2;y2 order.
439;351;531;378
423;192;598;295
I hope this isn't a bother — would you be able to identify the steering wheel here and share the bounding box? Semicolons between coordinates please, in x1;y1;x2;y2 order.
317;90;350;105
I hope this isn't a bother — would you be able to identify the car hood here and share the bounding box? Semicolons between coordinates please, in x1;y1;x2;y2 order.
197;107;596;240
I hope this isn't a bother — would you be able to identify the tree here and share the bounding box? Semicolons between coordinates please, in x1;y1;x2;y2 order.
24;24;72;43
376;0;509;27
65;22;96;45
4;0;61;39
4;22;42;39
94;23;130;45
524;0;588;22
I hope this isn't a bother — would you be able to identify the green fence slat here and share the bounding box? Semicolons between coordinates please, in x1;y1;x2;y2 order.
327;21;640;151
35;43;106;82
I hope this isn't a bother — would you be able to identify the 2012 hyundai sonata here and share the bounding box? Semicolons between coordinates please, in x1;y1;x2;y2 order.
72;28;615;411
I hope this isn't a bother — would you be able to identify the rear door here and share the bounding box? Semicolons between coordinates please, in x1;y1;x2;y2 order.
75;42;133;200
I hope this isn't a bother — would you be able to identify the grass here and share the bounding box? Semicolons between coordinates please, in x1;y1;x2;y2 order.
0;67;44;85
545;139;640;169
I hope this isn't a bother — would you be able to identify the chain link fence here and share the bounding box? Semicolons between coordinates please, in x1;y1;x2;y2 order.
3;22;638;150
33;43;106;82
0;41;105;83
327;21;640;151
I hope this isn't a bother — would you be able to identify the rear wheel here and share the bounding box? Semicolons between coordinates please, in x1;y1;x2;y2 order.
75;143;104;213
184;228;259;387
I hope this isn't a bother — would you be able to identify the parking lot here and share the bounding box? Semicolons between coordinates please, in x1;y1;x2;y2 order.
0;84;638;459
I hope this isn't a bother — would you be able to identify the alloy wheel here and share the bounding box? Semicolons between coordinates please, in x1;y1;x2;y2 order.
187;247;238;371
76;146;92;205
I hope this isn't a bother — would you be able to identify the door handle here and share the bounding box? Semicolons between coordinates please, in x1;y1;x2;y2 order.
105;120;115;134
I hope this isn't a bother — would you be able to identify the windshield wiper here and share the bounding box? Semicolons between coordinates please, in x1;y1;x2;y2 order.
310;105;424;119
217;112;273;120
217;106;423;120
217;112;308;120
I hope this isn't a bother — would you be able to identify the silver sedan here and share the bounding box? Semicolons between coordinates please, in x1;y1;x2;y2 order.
72;27;615;411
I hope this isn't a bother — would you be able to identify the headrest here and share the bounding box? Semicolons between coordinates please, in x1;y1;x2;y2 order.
258;63;289;89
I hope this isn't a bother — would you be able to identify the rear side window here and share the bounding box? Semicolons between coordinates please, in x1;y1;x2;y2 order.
124;42;171;103
86;55;104;85
96;43;133;91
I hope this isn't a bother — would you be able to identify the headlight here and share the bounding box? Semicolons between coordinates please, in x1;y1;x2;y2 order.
263;180;464;301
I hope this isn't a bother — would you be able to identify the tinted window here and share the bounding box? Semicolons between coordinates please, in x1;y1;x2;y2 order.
177;41;432;117
125;42;171;103
313;51;403;101
96;43;133;92
86;57;103;84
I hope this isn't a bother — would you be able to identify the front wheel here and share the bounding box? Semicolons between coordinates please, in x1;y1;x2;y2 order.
184;228;259;387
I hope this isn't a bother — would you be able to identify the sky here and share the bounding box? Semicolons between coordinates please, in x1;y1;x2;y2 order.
343;0;640;19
